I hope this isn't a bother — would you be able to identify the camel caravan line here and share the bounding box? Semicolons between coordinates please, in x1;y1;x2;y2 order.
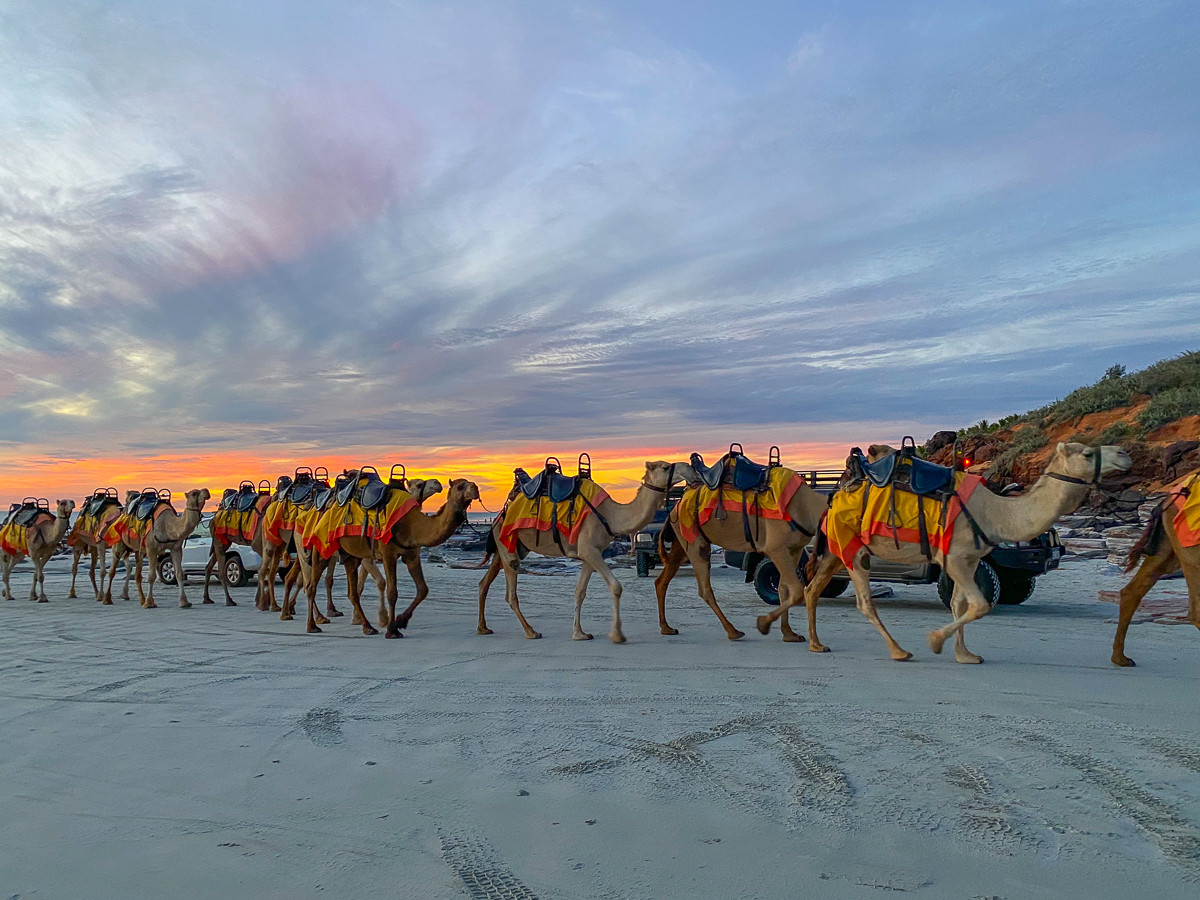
2;439;1198;666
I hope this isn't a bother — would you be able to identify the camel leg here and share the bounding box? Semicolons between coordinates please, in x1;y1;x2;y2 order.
369;556;391;630
1;554;14;600
928;556;990;660
325;560;342;618
257;543;277;611
1112;549;1181;666
689;543;745;640
394;551;429;633
844;558;912;660
36;555;51;602
653;539;686;635
202;546;216;603
501;554;541;639
571;564;595;640
575;547;625;643
302;554;331;632
949;580;982;664
772;550;808;644
282;562;303;619
477;555;502;635
343;557;377;635
69;546;82;598
88;547;103;602
172;544;192;608
136;551;152;608
27;555;40;601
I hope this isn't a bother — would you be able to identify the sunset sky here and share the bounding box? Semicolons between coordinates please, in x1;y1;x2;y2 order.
3;1;1199;508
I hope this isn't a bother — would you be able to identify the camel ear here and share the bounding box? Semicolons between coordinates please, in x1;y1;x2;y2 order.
1056;442;1066;454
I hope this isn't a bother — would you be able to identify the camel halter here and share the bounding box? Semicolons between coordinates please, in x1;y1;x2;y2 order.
641;463;676;494
1044;450;1104;488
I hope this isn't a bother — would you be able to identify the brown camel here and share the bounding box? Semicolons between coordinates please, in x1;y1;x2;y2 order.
68;491;135;602
142;489;211;609
1112;470;1200;666
761;442;1132;663
1;500;76;602
276;477;444;623
477;461;693;643
202;477;292;607
653;468;831;642
293;478;479;637
102;505;150;606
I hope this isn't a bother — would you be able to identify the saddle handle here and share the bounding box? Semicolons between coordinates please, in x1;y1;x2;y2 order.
294;466;313;480
156;488;172;501
314;466;329;485
544;456;562;473
21;496;38;506
900;435;918;456
105;487;119;498
38;498;50;510
257;479;272;495
729;443;744;457
769;446;781;467
359;465;379;480
239;480;256;492
388;464;407;488
577;452;592;479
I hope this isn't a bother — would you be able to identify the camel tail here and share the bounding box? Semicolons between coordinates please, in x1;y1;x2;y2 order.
805;527;828;582
476;526;498;569
1125;503;1166;573
657;521;676;566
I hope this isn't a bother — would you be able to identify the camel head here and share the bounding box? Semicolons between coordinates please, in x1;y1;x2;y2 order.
408;478;444;505
1047;442;1132;483
55;499;76;519
446;479;481;508
643;460;694;491
184;488;212;511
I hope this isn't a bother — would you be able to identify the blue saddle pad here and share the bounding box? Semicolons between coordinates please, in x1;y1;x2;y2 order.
288;481;314;503
315;486;336;511
134;493;161;521
360;477;388;510
731;457;771;491
12;505;44;527
909;457;955;495
860;452;898;488
691;453;725;490
236;490;259;513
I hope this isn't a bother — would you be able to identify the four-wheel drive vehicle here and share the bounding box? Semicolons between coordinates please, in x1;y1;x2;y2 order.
156;515;287;588
634;468;1063;608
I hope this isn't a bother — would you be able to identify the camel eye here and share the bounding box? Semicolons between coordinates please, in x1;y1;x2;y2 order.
1082;448;1094;457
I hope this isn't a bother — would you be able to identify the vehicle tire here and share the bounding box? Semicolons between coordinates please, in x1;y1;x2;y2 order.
753;559;781;605
224;555;247;588
157;555;177;586
636;552;651;578
996;572;1036;605
937;559;1000;610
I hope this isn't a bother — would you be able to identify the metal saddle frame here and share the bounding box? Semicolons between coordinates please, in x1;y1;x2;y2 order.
515;453;592;503
83;488;119;519
690;444;780;492
8;498;50;528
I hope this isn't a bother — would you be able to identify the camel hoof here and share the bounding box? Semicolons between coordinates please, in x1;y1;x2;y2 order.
781;632;806;643
179;600;192;609
927;631;946;654
280;614;293;621
573;632;594;641
328;608;344;618
893;650;915;662
350;613;364;625
101;599;113;606
727;630;746;641
362;626;379;636
144;602;157;609
225;599;237;607
315;614;330;625
68;591;77;599
396;613;412;630
202;598;215;605
269;603;281;613
755;616;772;635
660;626;679;636
37;598;49;604
809;643;831;653
610;632;626;644
477;627;494;635
307;624;322;634
385;629;404;639
1112;655;1136;667
955;653;983;664
525;631;542;640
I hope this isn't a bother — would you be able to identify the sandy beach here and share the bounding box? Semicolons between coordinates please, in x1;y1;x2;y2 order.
1;554;1197;899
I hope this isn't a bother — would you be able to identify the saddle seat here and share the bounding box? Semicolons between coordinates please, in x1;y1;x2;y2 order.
333;467;390;510
83;490;117;518
515;456;586;503
690;444;779;492
9;499;50;528
133;490;165;521
851;437;956;496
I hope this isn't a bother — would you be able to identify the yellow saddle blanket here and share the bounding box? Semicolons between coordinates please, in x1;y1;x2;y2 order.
298;484;418;560
67;511;103;547
1170;471;1200;548
263;498;299;545
675;466;805;543
498;480;610;553
824;473;984;568
213;496;269;544
0;519;29;556
103;505;169;549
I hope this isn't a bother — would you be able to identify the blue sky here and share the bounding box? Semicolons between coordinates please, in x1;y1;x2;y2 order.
2;0;1199;468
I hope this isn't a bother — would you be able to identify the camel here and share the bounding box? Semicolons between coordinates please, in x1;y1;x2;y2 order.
141;489;211;609
68;491;135;602
1;500;76;602
760;442;1132;663
202;477;291;608
477;460;693;643
652;467;831;642
1112;470;1200;666
293;477;480;637
102;501;154;606
274;477;443;622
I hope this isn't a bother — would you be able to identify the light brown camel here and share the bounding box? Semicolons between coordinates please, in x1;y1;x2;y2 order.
276;478;443;623
761;442;1131;663
1112;470;1200;666
1;500;76;602
653;469;831;642
476;461;693;643
142;489;211;609
68;492;135;602
293;478;480;637
202;477;291;607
